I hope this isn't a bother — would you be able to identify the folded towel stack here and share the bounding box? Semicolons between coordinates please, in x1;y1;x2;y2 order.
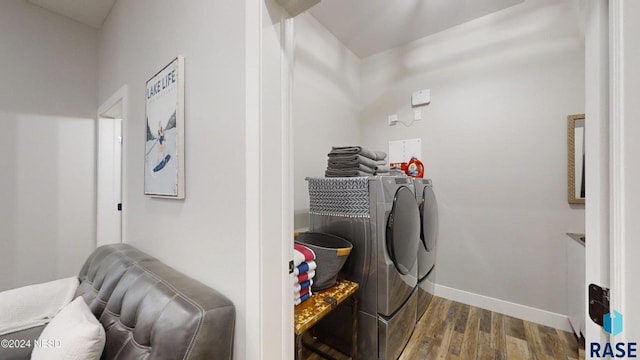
325;146;390;177
293;243;317;305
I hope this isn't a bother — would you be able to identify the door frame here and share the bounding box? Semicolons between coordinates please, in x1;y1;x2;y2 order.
585;0;628;346
96;85;128;247
608;0;626;343
251;0;632;356
245;1;295;358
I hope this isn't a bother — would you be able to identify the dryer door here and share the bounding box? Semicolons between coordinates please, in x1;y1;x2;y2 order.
421;185;438;252
386;186;420;275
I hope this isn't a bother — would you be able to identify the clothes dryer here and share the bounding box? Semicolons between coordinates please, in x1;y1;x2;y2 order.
306;176;420;359
413;178;438;321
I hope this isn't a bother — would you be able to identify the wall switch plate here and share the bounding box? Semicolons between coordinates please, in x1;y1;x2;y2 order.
414;110;422;121
412;89;431;107
388;114;398;126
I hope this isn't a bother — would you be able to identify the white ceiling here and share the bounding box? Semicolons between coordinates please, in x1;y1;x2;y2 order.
27;0;116;28
309;0;525;58
24;0;524;53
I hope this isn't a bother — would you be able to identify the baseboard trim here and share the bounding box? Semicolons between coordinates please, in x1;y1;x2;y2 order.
433;284;573;332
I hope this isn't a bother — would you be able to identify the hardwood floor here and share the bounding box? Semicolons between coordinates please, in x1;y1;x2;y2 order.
400;297;583;360
302;296;584;360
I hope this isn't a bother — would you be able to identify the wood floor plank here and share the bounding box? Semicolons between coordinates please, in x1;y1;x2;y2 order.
446;301;460;325
560;329;579;349
428;318;450;356
302;296;583;360
557;329;580;359
454;303;470;333
505;315;527;340
490;312;506;359
506;335;531;360
401;297;441;360
523;319;547;360
413;336;436;360
538;324;567;360
479;308;492;333
537;325;555;356
404;312;431;356
439;298;453;322
448;330;463;356
459;306;481;359
477;331;497;360
433;322;455;359
399;333;433;360
426;298;452;339
420;295;442;323
495;347;507;360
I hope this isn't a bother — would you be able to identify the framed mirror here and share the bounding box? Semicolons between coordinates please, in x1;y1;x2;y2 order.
568;114;585;204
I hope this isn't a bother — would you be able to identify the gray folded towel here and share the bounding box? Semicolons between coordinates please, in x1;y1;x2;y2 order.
327;163;376;174
373;151;387;161
329;146;387;161
325;169;372;177
326;163;375;175
376;165;390;173
327;155;379;169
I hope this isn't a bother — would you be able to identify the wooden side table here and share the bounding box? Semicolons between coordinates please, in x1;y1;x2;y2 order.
294;279;359;360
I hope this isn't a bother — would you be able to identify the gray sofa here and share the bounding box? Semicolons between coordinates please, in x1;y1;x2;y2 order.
0;244;235;359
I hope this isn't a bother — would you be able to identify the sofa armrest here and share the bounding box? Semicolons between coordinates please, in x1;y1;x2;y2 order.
0;277;78;336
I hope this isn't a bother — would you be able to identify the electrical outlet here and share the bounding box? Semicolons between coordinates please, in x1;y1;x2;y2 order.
414;110;422;121
388;114;398;126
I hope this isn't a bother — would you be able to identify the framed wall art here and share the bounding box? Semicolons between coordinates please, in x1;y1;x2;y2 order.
144;56;185;199
567;113;585;204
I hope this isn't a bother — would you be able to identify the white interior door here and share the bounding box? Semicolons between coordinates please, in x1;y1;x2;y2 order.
97;117;123;246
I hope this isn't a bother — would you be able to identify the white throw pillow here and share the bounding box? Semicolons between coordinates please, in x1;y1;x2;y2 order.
30;297;105;360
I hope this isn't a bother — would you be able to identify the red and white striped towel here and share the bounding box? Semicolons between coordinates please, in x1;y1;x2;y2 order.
292;270;315;284
294;287;312;306
294;243;316;267
294;261;316;276
294;287;311;301
293;279;313;293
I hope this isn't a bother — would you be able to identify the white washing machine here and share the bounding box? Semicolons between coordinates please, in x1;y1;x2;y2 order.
306;176;420;359
413;178;438;321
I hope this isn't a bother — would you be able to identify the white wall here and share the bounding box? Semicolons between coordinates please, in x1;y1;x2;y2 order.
293;13;361;225
98;0;247;357
359;0;585;317
0;1;97;291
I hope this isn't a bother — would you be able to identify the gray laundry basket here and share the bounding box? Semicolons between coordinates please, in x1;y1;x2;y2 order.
295;232;353;290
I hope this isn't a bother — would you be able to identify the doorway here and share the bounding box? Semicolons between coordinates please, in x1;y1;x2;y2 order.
287;0;592;358
97;86;128;247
